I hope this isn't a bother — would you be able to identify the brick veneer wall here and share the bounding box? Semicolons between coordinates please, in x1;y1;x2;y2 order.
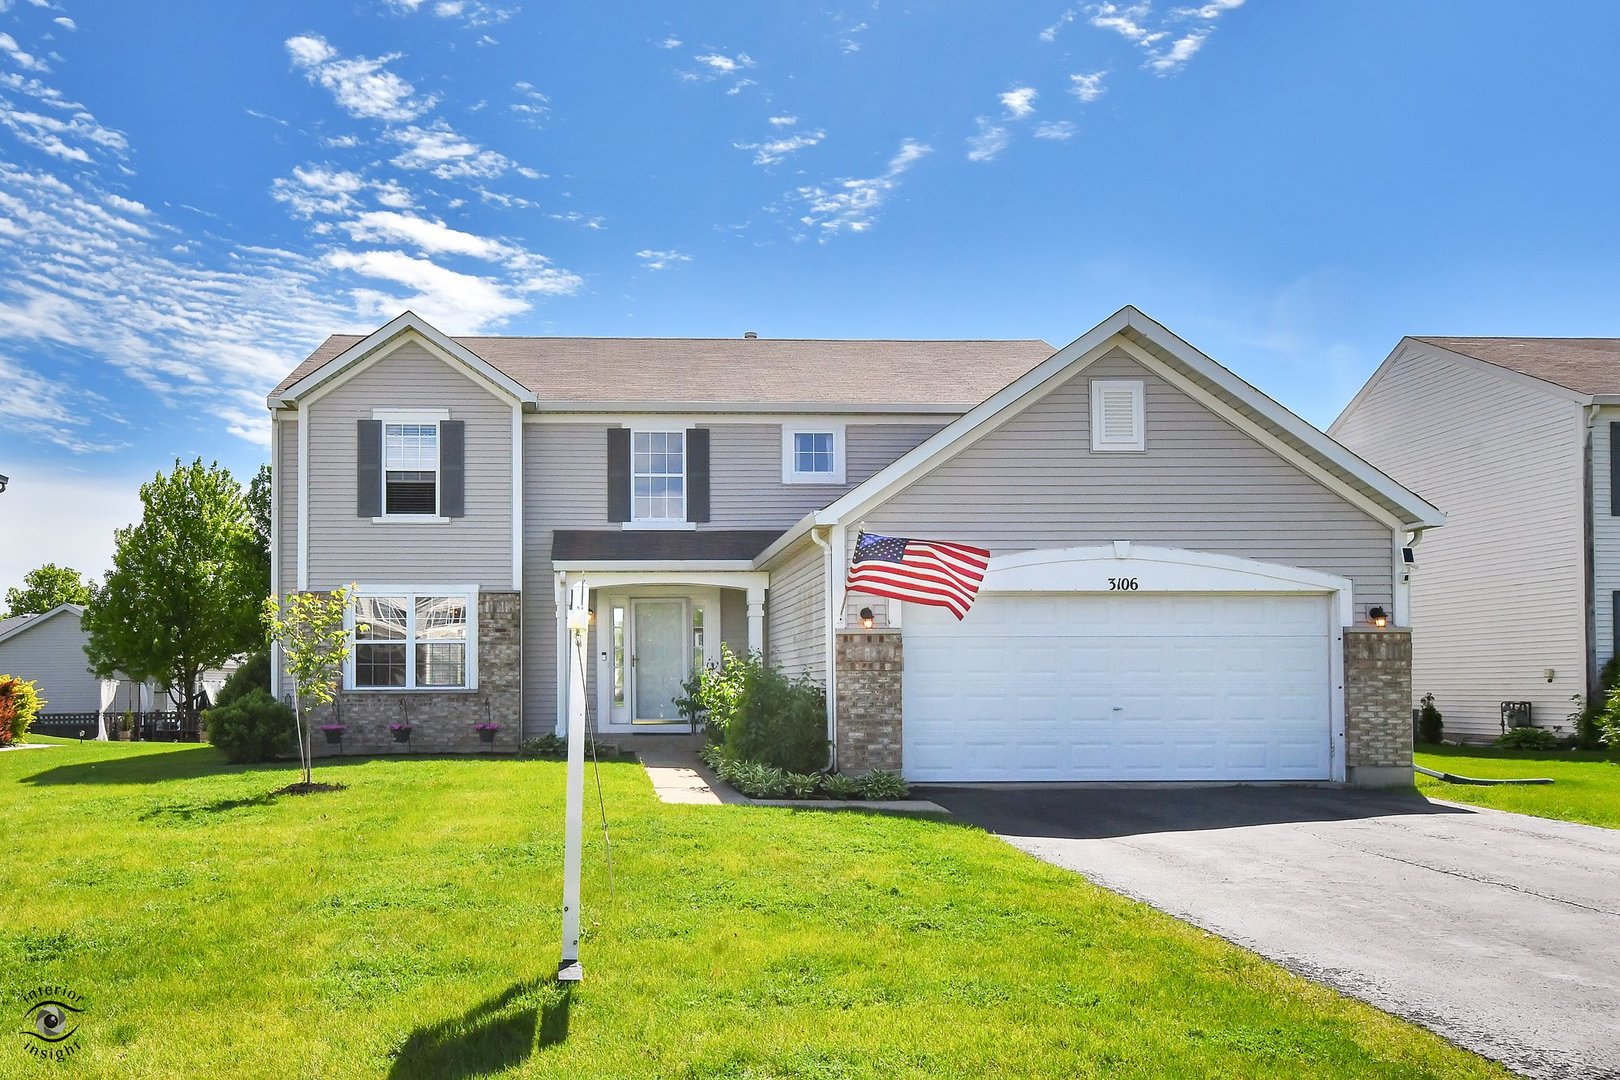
834;631;903;774
1344;627;1413;786
311;591;522;756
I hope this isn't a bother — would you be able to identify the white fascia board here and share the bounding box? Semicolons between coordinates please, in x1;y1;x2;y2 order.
0;603;80;647
524;402;970;418
551;560;758;573
1118;310;1446;529
811;307;1137;528
273;311;535;408
752;513;820;569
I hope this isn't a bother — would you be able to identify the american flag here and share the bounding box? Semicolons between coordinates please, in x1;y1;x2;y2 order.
846;531;991;620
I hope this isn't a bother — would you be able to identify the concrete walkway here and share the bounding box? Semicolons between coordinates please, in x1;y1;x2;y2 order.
928;784;1620;1080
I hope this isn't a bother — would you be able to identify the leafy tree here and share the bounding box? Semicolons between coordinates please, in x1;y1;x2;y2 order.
215;652;271;709
238;464;272;608
264;585;362;787
4;563;95;617
82;459;264;728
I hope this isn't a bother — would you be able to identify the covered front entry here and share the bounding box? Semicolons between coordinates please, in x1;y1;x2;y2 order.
896;545;1351;783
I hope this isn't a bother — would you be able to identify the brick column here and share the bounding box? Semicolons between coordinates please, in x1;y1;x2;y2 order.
1343;628;1413;787
835;631;903;774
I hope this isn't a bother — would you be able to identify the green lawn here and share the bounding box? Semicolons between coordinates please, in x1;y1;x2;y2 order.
1;740;1504;1079
1416;744;1620;828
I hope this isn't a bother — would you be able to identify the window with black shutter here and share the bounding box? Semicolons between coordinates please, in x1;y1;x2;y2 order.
384;422;439;515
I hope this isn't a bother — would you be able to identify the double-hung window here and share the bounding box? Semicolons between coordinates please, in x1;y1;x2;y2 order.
782;423;845;483
351;591;475;690
384;422;439;515
632;430;685;522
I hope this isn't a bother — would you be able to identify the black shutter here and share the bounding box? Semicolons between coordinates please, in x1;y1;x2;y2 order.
357;420;382;517
1610;423;1620;516
687;427;710;523
439;420;465;517
607;427;631;522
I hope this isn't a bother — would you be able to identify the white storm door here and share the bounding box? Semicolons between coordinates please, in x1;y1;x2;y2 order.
631;598;688;724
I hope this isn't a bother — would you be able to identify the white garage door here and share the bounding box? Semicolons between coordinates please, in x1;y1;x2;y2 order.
902;592;1333;782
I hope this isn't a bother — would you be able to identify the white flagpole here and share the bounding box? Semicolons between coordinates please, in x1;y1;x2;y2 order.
558;598;590;982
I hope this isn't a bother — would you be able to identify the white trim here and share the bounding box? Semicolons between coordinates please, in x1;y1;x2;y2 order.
344;584;480;692
274;312;534;407
1089;378;1145;452
810;526;838;770
628;427;688;525
782;422;847;484
511;403;523;592
562;570;769;593
372;407;449;423
553;559;757;573
620;521;698;531
807;306;1444;533
1392;530;1412;628
0;603;84;647
297;407;309;591
524;405;970;420
379;416;443;519
270;412;282;700
371;515;451;525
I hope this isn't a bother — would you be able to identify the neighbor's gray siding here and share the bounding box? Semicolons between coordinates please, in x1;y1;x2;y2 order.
0;611;106;714
1333;344;1585;741
303;341;514;590
520;420;940;734
764;538;827;684
858;350;1397;625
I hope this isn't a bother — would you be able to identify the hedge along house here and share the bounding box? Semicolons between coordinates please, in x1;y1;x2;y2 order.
268;307;1439;785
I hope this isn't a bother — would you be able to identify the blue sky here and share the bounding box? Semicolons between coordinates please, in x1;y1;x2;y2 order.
2;0;1618;592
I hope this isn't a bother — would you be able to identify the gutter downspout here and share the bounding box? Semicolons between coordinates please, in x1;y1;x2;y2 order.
1583;402;1600;695
810;526;837;772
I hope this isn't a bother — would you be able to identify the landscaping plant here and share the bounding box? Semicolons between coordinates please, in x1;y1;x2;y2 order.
263;585;364;788
0;674;43;745
1417;693;1443;744
205;689;297;764
1492;726;1560;751
681;649;828;771
216;652;272;709
820;772;861;800
856;769;909;801
676;643;747;745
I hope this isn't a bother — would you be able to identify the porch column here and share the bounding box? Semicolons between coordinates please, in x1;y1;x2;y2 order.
746;584;766;655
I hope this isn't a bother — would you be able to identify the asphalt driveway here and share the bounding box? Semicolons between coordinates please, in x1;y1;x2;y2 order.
927;785;1620;1080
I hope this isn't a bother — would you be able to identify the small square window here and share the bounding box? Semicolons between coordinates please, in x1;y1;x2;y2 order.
783;425;845;483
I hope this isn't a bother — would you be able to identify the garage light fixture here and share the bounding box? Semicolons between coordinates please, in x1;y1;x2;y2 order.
859;607;875;630
1368;606;1388;628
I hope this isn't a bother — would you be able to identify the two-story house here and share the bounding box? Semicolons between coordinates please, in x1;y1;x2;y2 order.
1332;336;1620;741
268;306;1439;785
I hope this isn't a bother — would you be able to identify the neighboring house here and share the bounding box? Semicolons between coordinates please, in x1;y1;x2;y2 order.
268;306;1438;785
0;604;113;733
1333;336;1620;742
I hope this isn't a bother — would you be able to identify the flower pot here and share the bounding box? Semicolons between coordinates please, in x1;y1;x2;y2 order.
391;727;412;744
322;729;344;745
477;728;497;744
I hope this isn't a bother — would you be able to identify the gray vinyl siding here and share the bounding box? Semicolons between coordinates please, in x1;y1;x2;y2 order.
520;420;942;733
1333;346;1585;741
764;538;827;684
276;415;298;602
1592;407;1620;671
858;350;1397;626
0;611;106;714
303;341;514;590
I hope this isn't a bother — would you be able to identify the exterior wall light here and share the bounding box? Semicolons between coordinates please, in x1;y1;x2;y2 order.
0;473;9;493
859;607;875;630
1368;606;1388;628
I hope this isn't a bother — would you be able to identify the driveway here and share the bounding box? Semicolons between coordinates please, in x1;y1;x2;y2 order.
927;785;1620;1080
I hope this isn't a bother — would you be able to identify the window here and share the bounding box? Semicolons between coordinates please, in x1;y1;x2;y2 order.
384;422;438;514
352;591;474;690
611;605;626;707
632;430;685;521
1090;379;1145;452
782;423;846;483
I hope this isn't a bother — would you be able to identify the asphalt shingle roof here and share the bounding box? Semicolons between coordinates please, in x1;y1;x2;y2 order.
1416;337;1620;396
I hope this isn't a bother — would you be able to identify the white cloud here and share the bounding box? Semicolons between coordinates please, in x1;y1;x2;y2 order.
793;139;931;238
341;210;515;262
694;52;753;75
0;106;127;164
1084;0;1240;74
999;86;1038;118
384;0;515;27
327;248;578;330
768;115;798;127
734;129;825;166
658;36;682;49
1069;71;1107;102
549;210;605;230
1086;3;1161;43
965;119;1011;162
271;165;367;218
1033;120;1077;140
635;249;691;271
52;16;75;31
510;81;549;126
1146;28;1210;74
1173;0;1243;18
0;31;50;73
389;121;514;179
285;35;430;123
1040;9;1076;41
0;355;117;453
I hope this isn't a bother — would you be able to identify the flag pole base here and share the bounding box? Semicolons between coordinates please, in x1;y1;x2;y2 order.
557;959;583;983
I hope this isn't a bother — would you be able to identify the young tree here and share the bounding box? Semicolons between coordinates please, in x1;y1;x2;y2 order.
4;564;95;617
82;459;263;727
263;586;362;787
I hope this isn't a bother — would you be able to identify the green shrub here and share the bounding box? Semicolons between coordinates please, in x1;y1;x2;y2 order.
1493;726;1559;750
1576;658;1619;749
205;689;296;763
697;743;729;771
520;734;568;758
680;649;828;772
1417;693;1443;744
0;674;44;745
820;773;861;800
676;645;747;745
1599;685;1620;755
784;772;822;799
856;770;909;800
725;761;789;799
216;652;271;709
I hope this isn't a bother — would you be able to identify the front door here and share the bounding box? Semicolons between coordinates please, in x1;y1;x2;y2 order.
631;598;688;724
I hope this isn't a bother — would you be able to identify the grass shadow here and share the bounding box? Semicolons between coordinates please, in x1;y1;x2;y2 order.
19;744;233;786
138;789;283;823
388;978;569;1080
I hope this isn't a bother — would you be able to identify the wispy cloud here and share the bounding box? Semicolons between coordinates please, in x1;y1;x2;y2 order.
792;139;931;238
658;36;682;49
693;51;753;75
1069;70;1107;102
1040;9;1076;42
768;115;798;127
965;119;1011;162
52;16;75;31
635;249;691;271
383;0;516;29
510;81;549;126
1146;28;1210;73
285;35;430;123
734;129;825;166
1033;120;1077;140
1083;0;1242;75
999;86;1038;118
0;31;50;73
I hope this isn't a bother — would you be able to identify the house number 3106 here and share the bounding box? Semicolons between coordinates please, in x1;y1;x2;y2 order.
1108;578;1139;591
